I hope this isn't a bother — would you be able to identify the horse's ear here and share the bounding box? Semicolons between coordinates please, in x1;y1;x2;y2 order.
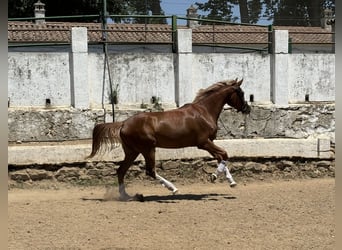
237;78;243;86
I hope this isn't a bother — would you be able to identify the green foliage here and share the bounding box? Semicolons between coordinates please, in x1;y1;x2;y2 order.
9;0;335;27
196;0;237;23
128;0;167;24
195;0;334;26
195;0;263;24
9;0;38;18
247;0;263;23
8;0;167;24
263;0;335;26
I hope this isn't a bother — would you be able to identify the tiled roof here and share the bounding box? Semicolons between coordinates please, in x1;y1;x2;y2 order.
274;26;334;44
8;21;333;45
8;22;173;44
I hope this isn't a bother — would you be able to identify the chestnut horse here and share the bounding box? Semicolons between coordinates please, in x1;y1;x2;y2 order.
87;78;250;201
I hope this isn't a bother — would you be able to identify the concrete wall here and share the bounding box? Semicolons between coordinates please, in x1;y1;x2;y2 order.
192;53;271;103
88;53;176;108
8;52;335;107
8;28;335;109
288;54;335;102
8;52;71;107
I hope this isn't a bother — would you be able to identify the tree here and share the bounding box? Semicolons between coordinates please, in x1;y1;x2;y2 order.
9;0;104;20
263;0;335;26
195;0;237;23
271;0;310;26
129;0;167;24
238;0;250;23
8;0;167;24
307;0;322;26
196;0;262;24
9;0;38;18
232;0;262;24
195;0;334;26
246;0;263;23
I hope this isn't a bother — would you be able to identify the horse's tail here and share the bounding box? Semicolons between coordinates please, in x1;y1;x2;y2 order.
86;122;124;159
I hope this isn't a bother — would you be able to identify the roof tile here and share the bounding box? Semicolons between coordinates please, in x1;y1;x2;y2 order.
8;21;333;45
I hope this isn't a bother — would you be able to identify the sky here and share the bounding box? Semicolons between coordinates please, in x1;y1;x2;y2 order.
160;0;272;25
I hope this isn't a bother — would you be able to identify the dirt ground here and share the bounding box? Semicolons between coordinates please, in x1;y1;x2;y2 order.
8;177;335;250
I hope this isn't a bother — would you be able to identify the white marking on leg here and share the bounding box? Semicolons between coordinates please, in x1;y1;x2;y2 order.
156;173;178;194
119;184;131;201
217;161;226;173
224;166;237;187
224;166;233;179
211;160;227;183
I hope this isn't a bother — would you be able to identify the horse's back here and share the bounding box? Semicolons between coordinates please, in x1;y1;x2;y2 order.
120;105;210;148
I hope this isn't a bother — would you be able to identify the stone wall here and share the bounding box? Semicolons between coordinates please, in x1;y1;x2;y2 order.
217;104;335;141
8;157;335;186
8;104;335;185
8;103;335;143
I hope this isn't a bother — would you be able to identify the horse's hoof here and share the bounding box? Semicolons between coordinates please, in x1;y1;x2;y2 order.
210;173;217;183
134;193;145;202
227;177;237;188
119;194;133;202
229;181;237;188
119;196;130;202
146;169;156;179
172;188;179;195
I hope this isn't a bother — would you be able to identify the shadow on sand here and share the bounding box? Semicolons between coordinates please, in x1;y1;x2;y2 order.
142;193;237;203
81;193;236;203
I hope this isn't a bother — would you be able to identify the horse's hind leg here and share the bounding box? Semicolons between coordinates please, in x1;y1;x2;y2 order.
141;147;157;179
142;148;178;194
156;173;178;194
117;145;139;201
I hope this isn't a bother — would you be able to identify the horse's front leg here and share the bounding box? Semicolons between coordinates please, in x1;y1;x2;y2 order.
198;140;237;187
211;160;237;187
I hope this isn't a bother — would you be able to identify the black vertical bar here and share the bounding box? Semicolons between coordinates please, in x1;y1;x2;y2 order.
172;15;177;53
268;25;273;54
102;0;115;122
288;37;292;54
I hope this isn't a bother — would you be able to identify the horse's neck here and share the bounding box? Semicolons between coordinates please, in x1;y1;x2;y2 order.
197;88;232;122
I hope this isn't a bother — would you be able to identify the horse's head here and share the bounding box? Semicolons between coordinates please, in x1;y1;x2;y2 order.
226;78;251;114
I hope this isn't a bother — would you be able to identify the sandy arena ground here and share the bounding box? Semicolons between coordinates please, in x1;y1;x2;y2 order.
8;178;335;250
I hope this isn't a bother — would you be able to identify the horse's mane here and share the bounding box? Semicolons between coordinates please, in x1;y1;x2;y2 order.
193;79;236;103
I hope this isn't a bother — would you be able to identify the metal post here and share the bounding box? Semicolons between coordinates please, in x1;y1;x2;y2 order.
172;15;177;52
288;37;292;54
102;0;107;39
101;0;115;122
268;25;273;54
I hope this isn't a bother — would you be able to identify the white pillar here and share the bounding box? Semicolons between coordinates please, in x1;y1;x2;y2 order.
175;29;193;106
70;27;89;109
271;30;289;106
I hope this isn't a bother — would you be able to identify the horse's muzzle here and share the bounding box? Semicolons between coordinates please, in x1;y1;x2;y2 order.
241;102;251;114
